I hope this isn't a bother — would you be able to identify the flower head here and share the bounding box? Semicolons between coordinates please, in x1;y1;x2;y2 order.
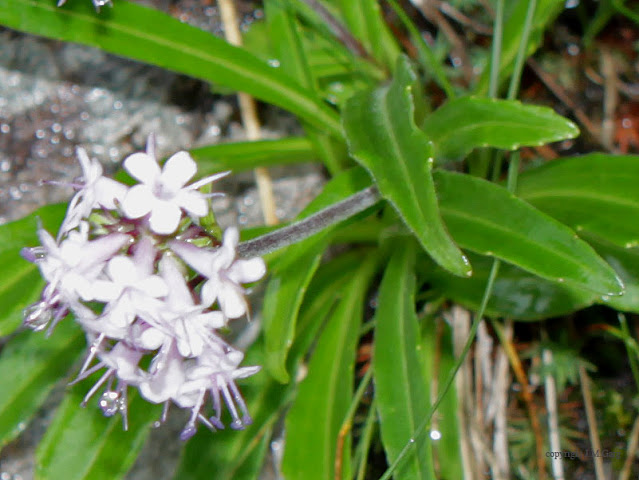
22;134;265;440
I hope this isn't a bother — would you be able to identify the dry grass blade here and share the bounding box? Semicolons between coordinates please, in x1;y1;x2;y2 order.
218;0;278;226
579;365;606;480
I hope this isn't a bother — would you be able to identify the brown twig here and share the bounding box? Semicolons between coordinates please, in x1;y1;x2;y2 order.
218;0;278;226
491;321;511;480
409;0;474;84
579;366;606;480
619;414;639;480
527;57;602;145
436;0;493;35
297;0;373;61
492;319;546;480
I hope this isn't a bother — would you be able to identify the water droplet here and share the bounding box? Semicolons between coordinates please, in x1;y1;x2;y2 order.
1;472;11;480
0;124;10;134
99;390;121;416
557;278;565;283
601;295;610;302
23;303;52;331
430;429;442;441
566;43;580;56
409;437;415;444
267;59;280;68
153;421;162;428
565;0;579;8
35;129;46;139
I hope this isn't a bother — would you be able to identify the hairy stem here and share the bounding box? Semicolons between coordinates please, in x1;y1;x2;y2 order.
238;186;381;258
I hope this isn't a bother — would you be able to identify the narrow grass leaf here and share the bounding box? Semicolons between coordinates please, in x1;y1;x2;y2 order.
422;97;579;162
282;257;376;480
0;0;341;137
374;242;435;480
343;55;470;277
0;321;83;449
0;204;67;336
261;167;373;383
190;137;317;174
36;387;158;480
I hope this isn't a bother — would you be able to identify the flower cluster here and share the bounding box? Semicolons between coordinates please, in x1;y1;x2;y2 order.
22;135;266;440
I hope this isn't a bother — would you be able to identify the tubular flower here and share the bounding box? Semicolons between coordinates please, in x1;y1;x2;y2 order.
22;135;265;439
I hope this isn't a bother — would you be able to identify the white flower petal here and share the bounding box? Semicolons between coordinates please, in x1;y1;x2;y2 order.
149;201;182;234
200;278;220;308
228;257;266;284
122;184;154;219
175;190;208;217
160;151;197;191
218;282;247;319
169;241;214;278
123;152;160;184
94;177;128;209
138;276;169;298
107;256;139;282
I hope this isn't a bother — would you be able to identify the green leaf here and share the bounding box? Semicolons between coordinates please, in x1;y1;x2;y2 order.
427;252;596;320
0;321;83;449
517;153;639;249
36;387;158;480
262;241;325;383
0;204;67;336
434;170;624;296
281;257;376;480
0;0;341;137
583;232;639;313
338;0;401;70
422;97;579;162
374;242;435;479
264;0;346;174
190;137;317;175
343;55;471;277
261;166;373;383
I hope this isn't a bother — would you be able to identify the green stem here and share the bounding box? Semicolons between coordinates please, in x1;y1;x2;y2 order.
619;313;639;393
488;0;505;98
238;186;380;258
507;0;538;100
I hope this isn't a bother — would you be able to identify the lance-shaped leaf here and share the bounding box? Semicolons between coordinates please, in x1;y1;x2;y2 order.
36;388;158;480
0;204;67;336
190;137;317;175
374;242;435;479
517;153;639;249
427;252;596;321
434;170;623;296
343;55;470;277
261;167;374;383
422;97;579;162
282;257;377;480
0;321;83;450
0;0;341;137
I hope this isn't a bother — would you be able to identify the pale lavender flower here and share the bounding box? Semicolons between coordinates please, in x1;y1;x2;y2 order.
170;227;266;319
59;148;128;237
121;135;228;235
22;134;265;440
21;222;129;331
159;255;225;357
